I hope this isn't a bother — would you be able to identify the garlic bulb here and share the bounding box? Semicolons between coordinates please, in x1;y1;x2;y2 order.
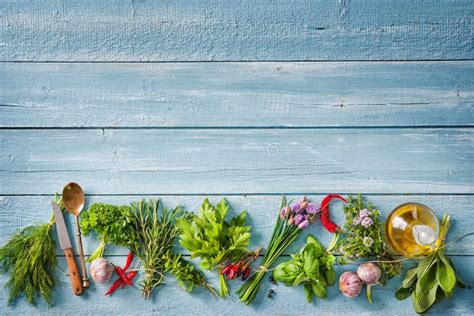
90;258;114;283
339;271;362;298
357;262;382;285
356;262;382;304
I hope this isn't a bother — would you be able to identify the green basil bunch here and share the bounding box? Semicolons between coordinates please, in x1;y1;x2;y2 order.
273;235;336;303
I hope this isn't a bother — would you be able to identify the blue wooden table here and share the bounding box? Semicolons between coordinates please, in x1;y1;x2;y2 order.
1;1;473;315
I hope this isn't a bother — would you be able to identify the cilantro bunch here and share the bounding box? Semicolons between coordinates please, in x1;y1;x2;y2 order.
176;198;251;297
81;203;139;262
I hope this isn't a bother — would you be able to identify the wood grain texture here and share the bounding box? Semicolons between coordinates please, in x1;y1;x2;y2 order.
1;62;473;128
1;0;472;62
1;195;473;256
1;129;472;195
1;256;472;315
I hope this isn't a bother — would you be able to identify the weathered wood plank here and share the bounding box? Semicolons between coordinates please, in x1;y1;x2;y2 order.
1;195;473;255
1;62;473;128
1;0;472;61
0;129;472;195
1;255;472;314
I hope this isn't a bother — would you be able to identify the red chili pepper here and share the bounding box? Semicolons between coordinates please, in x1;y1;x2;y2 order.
221;264;233;275
320;194;347;233
242;268;251;281
105;278;122;295
105;252;137;296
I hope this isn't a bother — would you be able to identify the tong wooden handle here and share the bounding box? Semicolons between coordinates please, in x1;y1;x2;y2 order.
64;247;84;296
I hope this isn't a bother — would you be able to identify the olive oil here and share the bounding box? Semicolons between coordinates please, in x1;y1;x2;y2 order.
385;203;439;257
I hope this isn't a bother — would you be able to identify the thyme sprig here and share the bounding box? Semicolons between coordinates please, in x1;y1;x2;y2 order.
337;195;402;283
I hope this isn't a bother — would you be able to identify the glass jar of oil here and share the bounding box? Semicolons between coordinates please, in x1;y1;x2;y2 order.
385;203;439;257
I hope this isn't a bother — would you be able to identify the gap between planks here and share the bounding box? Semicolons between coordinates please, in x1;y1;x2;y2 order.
2;60;474;64
0;126;473;130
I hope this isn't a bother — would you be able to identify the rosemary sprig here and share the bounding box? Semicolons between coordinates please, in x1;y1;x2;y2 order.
129;199;183;299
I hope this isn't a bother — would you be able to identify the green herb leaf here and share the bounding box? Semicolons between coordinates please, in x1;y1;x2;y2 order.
395;286;413;301
304;284;314;303
413;283;438;314
178;199;251;297
436;252;456;294
293;272;307;286
402;267;418;289
324;269;336;286
456;275;467;289
81;203;138;261
336;195;402;282
272;234;334;303
416;253;437;279
312;282;327;298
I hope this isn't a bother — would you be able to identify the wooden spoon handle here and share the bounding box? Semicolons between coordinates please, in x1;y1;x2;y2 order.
64;247;84;296
75;219;90;288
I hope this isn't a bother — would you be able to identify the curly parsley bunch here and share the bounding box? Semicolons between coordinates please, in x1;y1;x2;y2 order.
81;203;139;262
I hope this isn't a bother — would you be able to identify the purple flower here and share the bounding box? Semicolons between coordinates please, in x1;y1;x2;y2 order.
361;217;373;228
291;203;301;213
280;206;291;219
359;208;371;218
297;219;310;230
294;214;304;225
306;203;320;214
353;218;361;225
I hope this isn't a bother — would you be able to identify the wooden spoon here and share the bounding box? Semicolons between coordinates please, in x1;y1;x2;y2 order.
62;182;90;288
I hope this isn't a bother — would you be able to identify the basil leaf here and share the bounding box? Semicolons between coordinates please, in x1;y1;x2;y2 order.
293;272;307;286
306;234;324;253
303;253;319;278
436;252;456;294
324;269;336;286
312;282;327;298
304;284;314;303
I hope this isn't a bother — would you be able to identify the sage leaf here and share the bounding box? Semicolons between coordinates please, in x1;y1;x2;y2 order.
414;283;438;314
416;253;437;279
402;267;418;289
416;264;437;296
395;286;413;301
456;275;467;289
436;252;456;294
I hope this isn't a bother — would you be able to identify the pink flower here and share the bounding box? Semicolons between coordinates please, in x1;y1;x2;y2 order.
294;214;304;225
361;217;373;228
297;219;310;230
